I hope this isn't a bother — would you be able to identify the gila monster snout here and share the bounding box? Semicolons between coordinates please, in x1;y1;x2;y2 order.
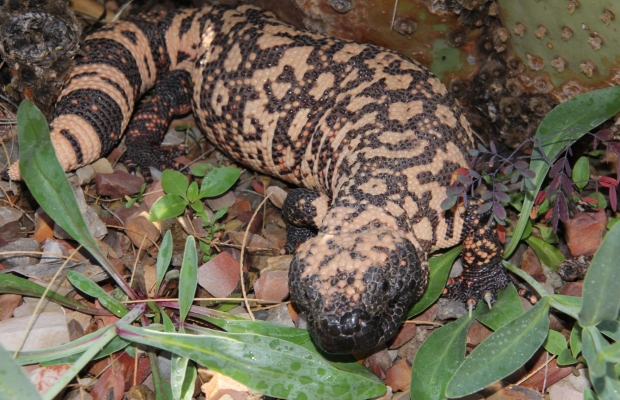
288;229;427;353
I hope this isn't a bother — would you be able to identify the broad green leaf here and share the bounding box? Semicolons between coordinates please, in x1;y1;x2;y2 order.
583;387;597;400
17;100;134;298
187;181;199;203
407;246;461;318
171;356;191;400
190;200;203;213
582;326;608;378
608;217;620;230
410;306;483;400
149;349;173;400
535;224;559;244
66;271;128;317
504;86;620;258
579;222;620;327
0;274;108;315
586;192;608;209
150;194;188;221
0;343;43;400
162;170;189;197
525;236;565;271
557;348;578;366
205;318;312;346
603;376;620;400
446;299;550;398
477;284;524;331
573;156;590;190
213;206;229;222
549;294;581;320
543;329;567;356
180;362;197;400
156;231;173;293
598;320;620;342
179;236;198;323
570;324;583;358
199;166;240;197
190;163;211;177
599;341;620;363
117;324;385;399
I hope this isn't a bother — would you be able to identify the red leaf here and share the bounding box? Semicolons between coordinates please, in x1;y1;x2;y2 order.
251;180;265;194
597;129;612;141
609;141;620;155
545;208;553;220
611;187;618;212
599;176;618;187
580;196;598;204
549;159;564;178
557;192;569;223
535;190;546;205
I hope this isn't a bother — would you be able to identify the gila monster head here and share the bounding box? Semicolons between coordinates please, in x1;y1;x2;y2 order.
289;228;428;354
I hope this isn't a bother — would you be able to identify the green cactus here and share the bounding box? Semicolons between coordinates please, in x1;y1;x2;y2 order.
497;0;620;87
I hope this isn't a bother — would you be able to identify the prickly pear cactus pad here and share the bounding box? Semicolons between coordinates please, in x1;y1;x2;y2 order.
497;0;619;88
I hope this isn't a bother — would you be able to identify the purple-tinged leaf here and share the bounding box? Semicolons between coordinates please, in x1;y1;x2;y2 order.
490;141;497;154
608;142;620;155
611;187;618;212
493;202;507;220
548;176;561;196
481;192;493;201
521;169;536;179
493;214;506;226
557;192;569;223
549;159;564;178
510;172;520;184
504;164;514;175
493;183;508;192
469;169;481;179
593;136;598;150
514;160;528;170
478;202;493;215
567;146;573;157
494;192;510;203
489;155;497;166
564;159;572;177
441;195;458;210
561;175;574;197
447;186;465;197
596;128;612;141
457;174;473;185
469;149;480;157
478;143;489;153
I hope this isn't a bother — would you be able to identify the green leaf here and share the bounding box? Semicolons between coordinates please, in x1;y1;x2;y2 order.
0;274;108;315
586;192;608;209
162;170;189;197
598;320;620;342
570;324;583;358
557;348;578;366
17;100;134;298
583;387;597;400
66;271;128;317
543;329;567;356
446;299;550;398
407;246;461;318
191;163;211;177
171;356;190;400
525;236;565;271
149;349;173;400
206;318;312;346
477;284;524;331
190;200;203;213
573;157;590;191
213;206;229;223
150;194;188;221
156;231;173;294
582;326;608;378
608;217;620;231
578;222;620;327
549;294;582;320
410;307;482;400
0;343;43;400
179;236;198;323
117;324;386;399
503;261;550;298
187;181;199;203
535;224;559;244
504;86;620;258
599;341;620;363
180;361;197;400
199;166;240;198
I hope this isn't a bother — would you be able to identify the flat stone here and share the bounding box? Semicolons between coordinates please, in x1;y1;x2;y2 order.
201;370;250;400
466;320;493;347
254;270;289;302
559;281;583;297
198;252;241;298
95;170;145;198
0;293;21;320
261;224;287;249
33;208;55;243
265;186;288;209
28;365;72;394
521;246;546;283
396;326;429;363
206;190;237;211
564;209;607;257
0;312;70;351
236;211;263;234
40;238;69;263
0;238;41;268
125;208;161;249
265;303;294;327
362;347;392;380
75;164;96;185
436;298;467;321
229;231;274;250
0;206;22;228
260;255;293;273
388;323;418;350
143;180;164;210
90;158;114;174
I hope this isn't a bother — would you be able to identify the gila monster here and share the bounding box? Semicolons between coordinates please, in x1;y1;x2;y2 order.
4;5;509;354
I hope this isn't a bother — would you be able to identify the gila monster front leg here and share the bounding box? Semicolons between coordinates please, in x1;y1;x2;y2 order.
281;188;330;254
124;69;193;182
443;199;510;313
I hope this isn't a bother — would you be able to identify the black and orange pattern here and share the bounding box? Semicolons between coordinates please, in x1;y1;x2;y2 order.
6;5;509;353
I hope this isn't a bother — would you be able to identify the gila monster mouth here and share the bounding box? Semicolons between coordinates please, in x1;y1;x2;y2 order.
289;236;426;354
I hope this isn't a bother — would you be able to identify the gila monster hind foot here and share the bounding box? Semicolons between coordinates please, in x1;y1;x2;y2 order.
124;145;186;183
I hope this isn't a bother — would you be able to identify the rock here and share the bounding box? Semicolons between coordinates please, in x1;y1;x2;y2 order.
95;170;145;198
201;371;250;400
0;206;22;228
254;270;289;302
396;326;430;363
206;190;237;211
564;209;606;257
143;180;164;210
362;347;393;380
521;246;546;283
229;231;273;250
260;255;293;273
0;238;41;268
40;238;69;263
125;208;161;249
388;323;418;350
33;208;55;243
261;224;287;249
385;358;412;392
28;364;72;394
90;158;114;174
559;281;583;297
466;320;493;347
125;385;155;400
75;164;96;185
436;298;467;321
265;186;288;209
53;183;107;239
265;303;294;327
487;386;542;399
198;252;241;298
548;369;591;400
0;312;70;351
236;211;263;234
0;293;21;320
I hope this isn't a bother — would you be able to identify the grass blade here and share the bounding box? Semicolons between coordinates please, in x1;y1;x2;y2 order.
156;231;173;293
66;271;128;317
17;100;135;299
179;236;197;324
